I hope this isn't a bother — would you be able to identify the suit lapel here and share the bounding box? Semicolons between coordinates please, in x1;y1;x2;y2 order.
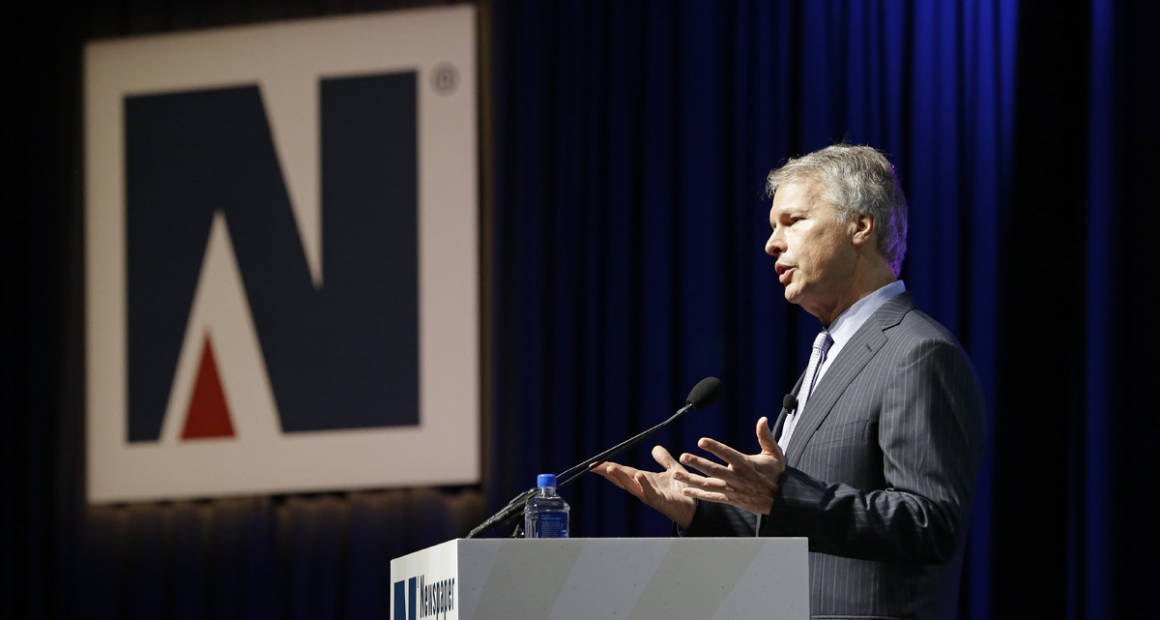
784;292;914;465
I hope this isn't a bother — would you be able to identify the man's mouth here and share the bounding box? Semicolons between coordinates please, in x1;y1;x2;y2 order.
775;263;795;284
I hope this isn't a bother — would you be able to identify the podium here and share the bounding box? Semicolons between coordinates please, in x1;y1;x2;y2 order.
390;537;809;619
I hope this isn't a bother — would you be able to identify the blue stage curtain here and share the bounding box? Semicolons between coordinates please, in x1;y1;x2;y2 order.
488;1;1135;618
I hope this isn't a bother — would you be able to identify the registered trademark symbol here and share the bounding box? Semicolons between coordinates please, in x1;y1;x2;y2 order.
432;63;458;94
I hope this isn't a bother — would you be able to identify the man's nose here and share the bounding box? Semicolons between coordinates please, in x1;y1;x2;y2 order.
765;232;783;257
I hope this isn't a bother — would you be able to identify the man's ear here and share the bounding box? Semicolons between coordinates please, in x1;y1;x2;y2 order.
850;213;875;247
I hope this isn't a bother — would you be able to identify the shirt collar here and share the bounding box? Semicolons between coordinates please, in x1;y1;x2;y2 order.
825;280;906;353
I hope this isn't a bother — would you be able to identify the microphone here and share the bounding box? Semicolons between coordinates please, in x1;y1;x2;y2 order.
465;376;722;538
553;376;720;488
686;376;723;410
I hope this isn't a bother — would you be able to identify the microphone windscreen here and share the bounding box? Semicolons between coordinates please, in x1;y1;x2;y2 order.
686;376;722;409
782;393;797;411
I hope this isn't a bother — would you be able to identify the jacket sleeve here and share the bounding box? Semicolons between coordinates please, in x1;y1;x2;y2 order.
675;499;759;537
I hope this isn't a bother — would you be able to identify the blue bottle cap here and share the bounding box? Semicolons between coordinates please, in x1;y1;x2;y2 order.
537;473;557;488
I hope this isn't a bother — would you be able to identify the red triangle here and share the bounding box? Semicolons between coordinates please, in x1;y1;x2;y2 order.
181;334;237;440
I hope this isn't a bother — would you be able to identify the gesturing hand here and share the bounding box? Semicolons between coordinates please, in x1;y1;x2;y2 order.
674;416;786;515
593;445;698;529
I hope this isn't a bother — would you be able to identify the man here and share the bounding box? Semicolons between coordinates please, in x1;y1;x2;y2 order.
596;145;985;619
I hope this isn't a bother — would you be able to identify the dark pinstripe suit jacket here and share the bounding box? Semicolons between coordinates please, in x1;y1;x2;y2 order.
683;292;986;620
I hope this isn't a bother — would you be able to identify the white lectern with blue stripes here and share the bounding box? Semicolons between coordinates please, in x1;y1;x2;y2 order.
390;537;809;619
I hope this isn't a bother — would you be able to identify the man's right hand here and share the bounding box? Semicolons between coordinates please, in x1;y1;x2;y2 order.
592;445;697;529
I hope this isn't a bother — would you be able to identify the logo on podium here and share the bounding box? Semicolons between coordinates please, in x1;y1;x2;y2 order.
394;575;456;620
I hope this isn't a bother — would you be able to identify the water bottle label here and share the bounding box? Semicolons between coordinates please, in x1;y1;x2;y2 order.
533;511;568;538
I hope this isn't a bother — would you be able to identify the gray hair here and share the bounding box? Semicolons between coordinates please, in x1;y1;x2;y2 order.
765;144;908;276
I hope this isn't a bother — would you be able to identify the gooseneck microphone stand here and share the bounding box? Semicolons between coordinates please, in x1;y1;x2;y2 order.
465;377;721;539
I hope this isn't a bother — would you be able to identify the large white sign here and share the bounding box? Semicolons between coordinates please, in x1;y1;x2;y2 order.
86;6;478;502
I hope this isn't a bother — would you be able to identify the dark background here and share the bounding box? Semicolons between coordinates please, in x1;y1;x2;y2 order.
4;1;1157;618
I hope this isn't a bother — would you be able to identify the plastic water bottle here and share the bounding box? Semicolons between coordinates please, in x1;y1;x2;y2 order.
524;473;570;538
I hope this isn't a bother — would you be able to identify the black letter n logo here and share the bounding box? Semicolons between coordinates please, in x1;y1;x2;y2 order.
125;72;419;441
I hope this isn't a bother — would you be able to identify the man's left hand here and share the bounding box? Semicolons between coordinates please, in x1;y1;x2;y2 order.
675;416;787;515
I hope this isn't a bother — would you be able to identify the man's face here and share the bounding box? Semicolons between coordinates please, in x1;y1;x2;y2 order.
764;180;859;319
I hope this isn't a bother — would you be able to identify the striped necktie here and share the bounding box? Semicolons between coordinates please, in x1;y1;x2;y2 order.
779;330;833;452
